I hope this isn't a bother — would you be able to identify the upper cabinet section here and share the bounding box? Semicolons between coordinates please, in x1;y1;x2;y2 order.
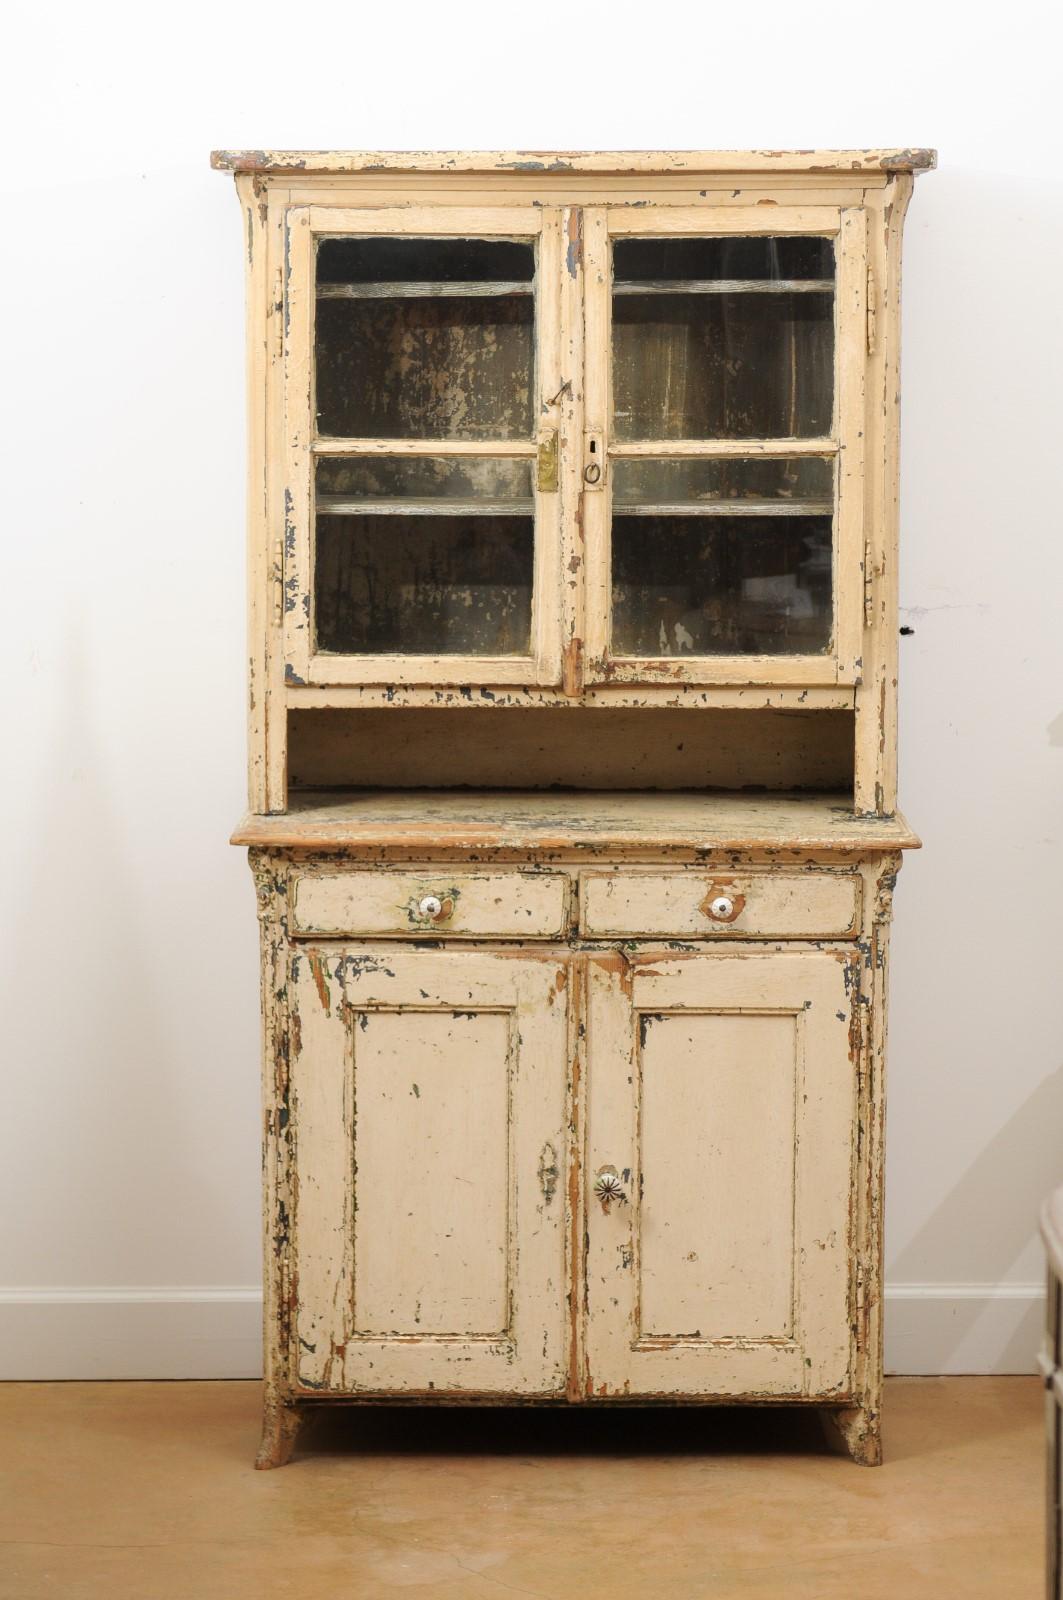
228;153;931;707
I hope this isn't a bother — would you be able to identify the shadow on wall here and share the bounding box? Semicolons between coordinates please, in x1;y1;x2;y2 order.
887;1064;1063;1373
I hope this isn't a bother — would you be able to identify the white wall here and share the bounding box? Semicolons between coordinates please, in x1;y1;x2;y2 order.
3;0;1061;1378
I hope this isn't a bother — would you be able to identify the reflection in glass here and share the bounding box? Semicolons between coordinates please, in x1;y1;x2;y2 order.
612;455;833;512
315;515;533;656
315;236;536;441
316;455;533;513
612;236;834;441
611;516;832;657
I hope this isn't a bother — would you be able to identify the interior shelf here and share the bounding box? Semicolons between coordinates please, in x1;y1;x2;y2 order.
317;281;533;299
316;279;834;302
316;496;534;516
614;500;833;517
613;279;834;295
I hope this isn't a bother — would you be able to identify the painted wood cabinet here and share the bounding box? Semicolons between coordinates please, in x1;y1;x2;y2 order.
215;148;933;1466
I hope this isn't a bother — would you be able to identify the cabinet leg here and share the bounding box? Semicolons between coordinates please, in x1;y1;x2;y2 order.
255;1395;303;1470
821;1404;882;1466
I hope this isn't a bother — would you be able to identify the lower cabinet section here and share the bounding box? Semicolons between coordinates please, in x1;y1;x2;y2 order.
285;942;860;1405
290;949;571;1396
584;951;858;1399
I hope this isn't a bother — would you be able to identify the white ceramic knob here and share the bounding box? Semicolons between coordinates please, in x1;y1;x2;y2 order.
418;895;443;919
708;895;735;920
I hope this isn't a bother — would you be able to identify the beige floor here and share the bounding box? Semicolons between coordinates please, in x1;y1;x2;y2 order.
0;1377;1043;1599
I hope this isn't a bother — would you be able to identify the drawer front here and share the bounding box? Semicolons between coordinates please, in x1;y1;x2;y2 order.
290;869;569;939
579;870;860;940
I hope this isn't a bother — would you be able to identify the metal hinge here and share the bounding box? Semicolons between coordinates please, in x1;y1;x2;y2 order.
863;538;875;627
854;1259;868;1354
856;1000;871;1094
272;268;284;359
277;1254;291;1341
272;539;284;626
866;265;878;355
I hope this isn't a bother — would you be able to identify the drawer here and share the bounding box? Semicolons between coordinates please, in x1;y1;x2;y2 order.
290;869;569;939
579;870;860;940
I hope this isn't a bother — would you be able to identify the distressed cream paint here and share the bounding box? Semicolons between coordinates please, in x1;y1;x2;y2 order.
217;149;932;1467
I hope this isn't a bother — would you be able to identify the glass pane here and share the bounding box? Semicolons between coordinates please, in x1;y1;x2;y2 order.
612;236;834;440
315;514;533;656
316;455;533;513
613;235;834;283
612;455;833;512
611;516;832;657
315;236;535;441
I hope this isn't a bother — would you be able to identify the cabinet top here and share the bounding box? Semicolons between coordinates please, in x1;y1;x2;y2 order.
210;148;936;177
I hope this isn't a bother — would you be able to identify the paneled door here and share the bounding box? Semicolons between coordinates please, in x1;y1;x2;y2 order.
290;949;570;1394
283;206;571;688
585;951;859;1397
582;205;867;686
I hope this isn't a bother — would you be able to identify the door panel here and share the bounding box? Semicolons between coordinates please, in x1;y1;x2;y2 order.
352;1009;511;1337
291;949;569;1394
639;1010;797;1340
585;951;858;1398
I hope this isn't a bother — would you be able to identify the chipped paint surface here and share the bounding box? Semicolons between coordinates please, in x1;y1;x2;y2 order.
227;152;927;1469
250;845;903;1465
211;149;937;176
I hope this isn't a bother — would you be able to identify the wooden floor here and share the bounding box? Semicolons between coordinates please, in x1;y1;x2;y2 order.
0;1378;1042;1598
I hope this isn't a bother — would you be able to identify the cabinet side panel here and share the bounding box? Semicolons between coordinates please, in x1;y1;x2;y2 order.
236;175;270;810
854;177;912;812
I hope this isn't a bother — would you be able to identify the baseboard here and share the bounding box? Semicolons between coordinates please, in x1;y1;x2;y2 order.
0;1284;1044;1380
884;1283;1044;1375
0;1288;263;1380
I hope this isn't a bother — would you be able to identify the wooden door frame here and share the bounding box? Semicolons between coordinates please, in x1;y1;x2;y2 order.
581;203;867;688
282;204;568;689
289;946;572;1396
582;948;859;1399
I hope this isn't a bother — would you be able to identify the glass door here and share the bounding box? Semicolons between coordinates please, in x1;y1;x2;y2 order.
583;206;867;686
283;207;565;687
